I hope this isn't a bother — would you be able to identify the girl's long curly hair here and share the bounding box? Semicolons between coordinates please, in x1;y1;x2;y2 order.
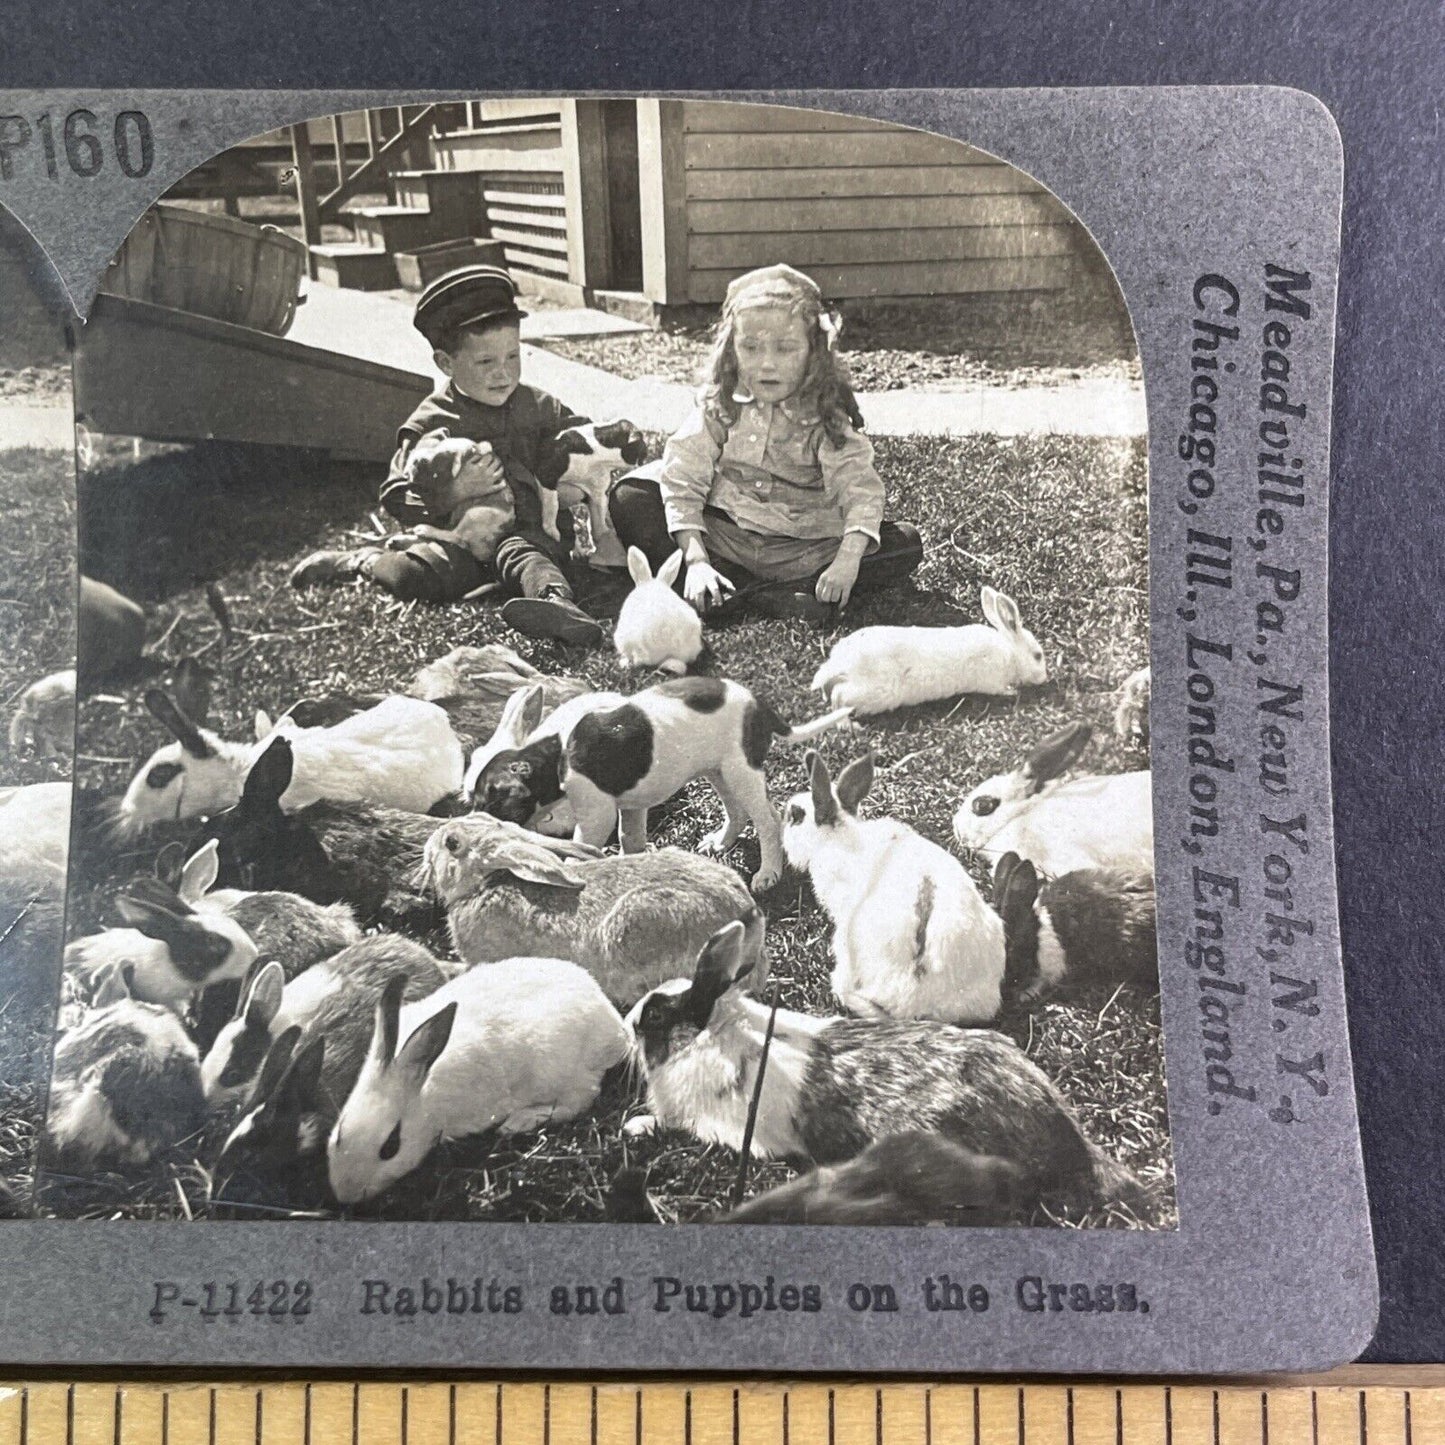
701;267;864;449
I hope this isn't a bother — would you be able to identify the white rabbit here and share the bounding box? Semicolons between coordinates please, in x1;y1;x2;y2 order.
613;548;703;676
626;915;1146;1219
115;690;463;839
952;721;1153;877
811;586;1047;715
8;668;76;758
1114;665;1151;747
782;751;1004;1024
65;877;258;1014
328;959;631;1205
0;780;70;890
46;963;206;1168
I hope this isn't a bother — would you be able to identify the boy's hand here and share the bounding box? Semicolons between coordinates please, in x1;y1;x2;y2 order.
684;560;736;611
816;552;863;608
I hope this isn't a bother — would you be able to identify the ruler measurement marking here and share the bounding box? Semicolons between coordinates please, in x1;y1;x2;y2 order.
541;1385;548;1445
782;1392;788;1445
1360;1390;1368;1445
923;1389;931;1445
1017;1387;1024;1445
1405;1391;1413;1445
1312;1391;1319;1445
66;1385;72;1445
1261;1391;1269;1445
1114;1389;1122;1445
1163;1386;1171;1445
1067;1387;1075;1445
590;1387;597;1445
112;1391;121;1445
684;1392;692;1445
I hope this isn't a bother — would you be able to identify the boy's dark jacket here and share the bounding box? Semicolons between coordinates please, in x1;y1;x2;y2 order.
382;381;588;534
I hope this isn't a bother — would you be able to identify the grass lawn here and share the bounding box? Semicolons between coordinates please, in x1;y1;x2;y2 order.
0;447;76;1218
25;426;1172;1228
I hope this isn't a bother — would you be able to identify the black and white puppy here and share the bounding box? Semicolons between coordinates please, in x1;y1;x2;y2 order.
552;419;649;567
470;677;852;891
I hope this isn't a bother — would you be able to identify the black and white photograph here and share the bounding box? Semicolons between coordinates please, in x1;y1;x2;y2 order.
8;97;1169;1228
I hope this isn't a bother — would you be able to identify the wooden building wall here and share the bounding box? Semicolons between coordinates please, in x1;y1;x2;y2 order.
669;102;1083;304
413;98;1093;309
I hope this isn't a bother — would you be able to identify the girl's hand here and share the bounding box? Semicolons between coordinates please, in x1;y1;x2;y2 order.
684;560;736;611
816;553;862;608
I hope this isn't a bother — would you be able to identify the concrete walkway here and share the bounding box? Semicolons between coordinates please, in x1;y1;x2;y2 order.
519;345;1147;440
9;288;1146;452
0;402;72;451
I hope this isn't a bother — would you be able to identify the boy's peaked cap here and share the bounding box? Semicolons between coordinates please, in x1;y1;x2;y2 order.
414;264;527;348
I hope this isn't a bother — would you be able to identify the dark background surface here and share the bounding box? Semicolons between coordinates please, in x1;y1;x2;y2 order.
0;0;1441;1364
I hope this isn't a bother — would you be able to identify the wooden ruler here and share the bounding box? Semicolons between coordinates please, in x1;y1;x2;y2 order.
0;1375;1439;1445
0;1372;1442;1445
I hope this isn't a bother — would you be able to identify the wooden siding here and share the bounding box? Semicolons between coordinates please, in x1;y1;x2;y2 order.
429;109;570;282
677;100;1084;303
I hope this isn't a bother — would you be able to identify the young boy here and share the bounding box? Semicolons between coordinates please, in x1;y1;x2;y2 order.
290;264;604;647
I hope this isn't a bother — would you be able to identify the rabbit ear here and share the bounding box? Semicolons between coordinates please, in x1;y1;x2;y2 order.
688;918;754;1025
494;684;547;747
999;857;1040;933
992;850;1022;901
627;547;653;586
1022;722;1092;790
93;962;133;1007
242;961;285;1029
280;1034;327;1106
990;590;1023;635
656;550;685;588
806;750;838;827
240;738;293;810
171;656;211;727
979;585;1000;629
154;840;187;890
471;818;592;890
395;1002;457;1083
370;973;408;1069
177;839;219;904
251;1024;302;1105
254;710;276;742
144;689;215;759
834;753;874;815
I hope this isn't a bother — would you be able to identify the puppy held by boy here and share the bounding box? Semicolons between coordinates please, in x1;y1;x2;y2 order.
290;264;615;649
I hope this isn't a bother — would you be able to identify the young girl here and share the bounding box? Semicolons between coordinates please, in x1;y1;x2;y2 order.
608;263;923;625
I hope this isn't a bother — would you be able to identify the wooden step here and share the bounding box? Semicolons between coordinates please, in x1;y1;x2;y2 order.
393;237;508;292
388;170;489;236
309;242;399;291
344;203;438;253
590;289;666;328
